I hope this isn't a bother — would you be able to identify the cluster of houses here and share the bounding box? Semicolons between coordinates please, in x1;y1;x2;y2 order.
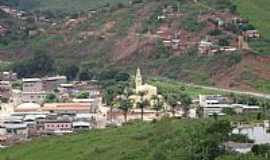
0;25;7;36
198;39;237;56
198;16;261;56
0;68;263;147
153;3;261;56
0;73;109;146
232;18;261;40
0;5;26;19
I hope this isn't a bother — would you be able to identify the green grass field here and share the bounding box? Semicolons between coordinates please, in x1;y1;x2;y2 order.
235;0;270;55
0;119;266;160
149;78;223;97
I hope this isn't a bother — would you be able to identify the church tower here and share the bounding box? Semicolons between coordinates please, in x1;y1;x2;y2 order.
135;67;142;89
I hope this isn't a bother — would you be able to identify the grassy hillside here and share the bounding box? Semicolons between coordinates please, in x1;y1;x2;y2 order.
0;0;269;93
235;0;270;55
0;119;265;160
2;0;129;13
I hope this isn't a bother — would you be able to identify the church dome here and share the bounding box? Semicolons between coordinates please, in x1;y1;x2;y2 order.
15;103;41;112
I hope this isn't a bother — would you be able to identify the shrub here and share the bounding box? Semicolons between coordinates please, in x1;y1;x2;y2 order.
208;29;222;36
229;134;254;143
182;16;206;32
252;144;270;155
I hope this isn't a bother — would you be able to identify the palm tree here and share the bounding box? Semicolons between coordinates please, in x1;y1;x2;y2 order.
117;97;133;123
151;95;164;117
119;99;133;122
137;91;147;121
104;88;115;122
166;93;179;117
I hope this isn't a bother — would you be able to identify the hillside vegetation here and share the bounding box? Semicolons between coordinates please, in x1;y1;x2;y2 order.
0;0;269;93
0;119;267;160
1;0;129;13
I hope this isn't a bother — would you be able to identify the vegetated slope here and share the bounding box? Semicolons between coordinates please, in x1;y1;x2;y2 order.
1;0;130;13
235;0;270;55
0;119;265;160
0;0;269;93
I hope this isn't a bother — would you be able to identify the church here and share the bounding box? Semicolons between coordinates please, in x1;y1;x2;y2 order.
129;68;160;108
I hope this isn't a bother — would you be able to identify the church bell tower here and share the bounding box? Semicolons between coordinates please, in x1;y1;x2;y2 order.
135;67;142;89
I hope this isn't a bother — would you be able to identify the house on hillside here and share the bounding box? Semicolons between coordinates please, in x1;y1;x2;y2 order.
0;72;17;81
0;25;7;36
198;40;217;55
242;30;260;40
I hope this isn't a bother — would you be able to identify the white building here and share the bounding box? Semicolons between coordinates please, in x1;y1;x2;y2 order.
199;95;260;117
21;78;46;104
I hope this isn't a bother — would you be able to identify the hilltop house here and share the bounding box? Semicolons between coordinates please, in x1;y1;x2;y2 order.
0;72;17;81
243;30;260;40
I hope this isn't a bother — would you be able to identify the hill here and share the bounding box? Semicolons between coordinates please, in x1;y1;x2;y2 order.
235;0;270;55
0;0;269;93
0;119;266;160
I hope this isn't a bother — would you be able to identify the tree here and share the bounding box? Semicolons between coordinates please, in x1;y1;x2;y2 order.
252;144;270;158
114;72;130;82
151;95;164;117
137;91;148;121
117;97;133;123
179;94;192;117
77;92;89;99
166;93;180;117
13;51;55;78
45;93;58;103
62;65;79;80
104;87;116;122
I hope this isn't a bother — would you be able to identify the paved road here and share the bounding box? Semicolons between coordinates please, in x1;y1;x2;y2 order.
185;83;270;99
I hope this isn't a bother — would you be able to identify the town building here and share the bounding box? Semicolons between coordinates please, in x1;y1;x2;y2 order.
14;103;41;113
42;103;98;114
243;30;260;40
199;95;260;117
0;81;12;100
0;72;17;81
21;78;46;104
2;119;28;139
42;76;67;91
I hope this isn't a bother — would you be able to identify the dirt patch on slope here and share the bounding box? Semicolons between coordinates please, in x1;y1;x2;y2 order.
212;51;270;91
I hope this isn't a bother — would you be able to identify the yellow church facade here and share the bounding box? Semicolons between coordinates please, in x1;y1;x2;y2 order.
129;68;159;108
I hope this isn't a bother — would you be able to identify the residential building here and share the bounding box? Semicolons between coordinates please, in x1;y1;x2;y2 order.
43;76;67;91
243;30;260;40
21;78;46;104
22;78;43;92
0;72;17;81
2;119;28;139
199;95;260;117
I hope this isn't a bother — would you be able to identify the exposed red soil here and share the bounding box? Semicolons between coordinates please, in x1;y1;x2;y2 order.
212;51;270;91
